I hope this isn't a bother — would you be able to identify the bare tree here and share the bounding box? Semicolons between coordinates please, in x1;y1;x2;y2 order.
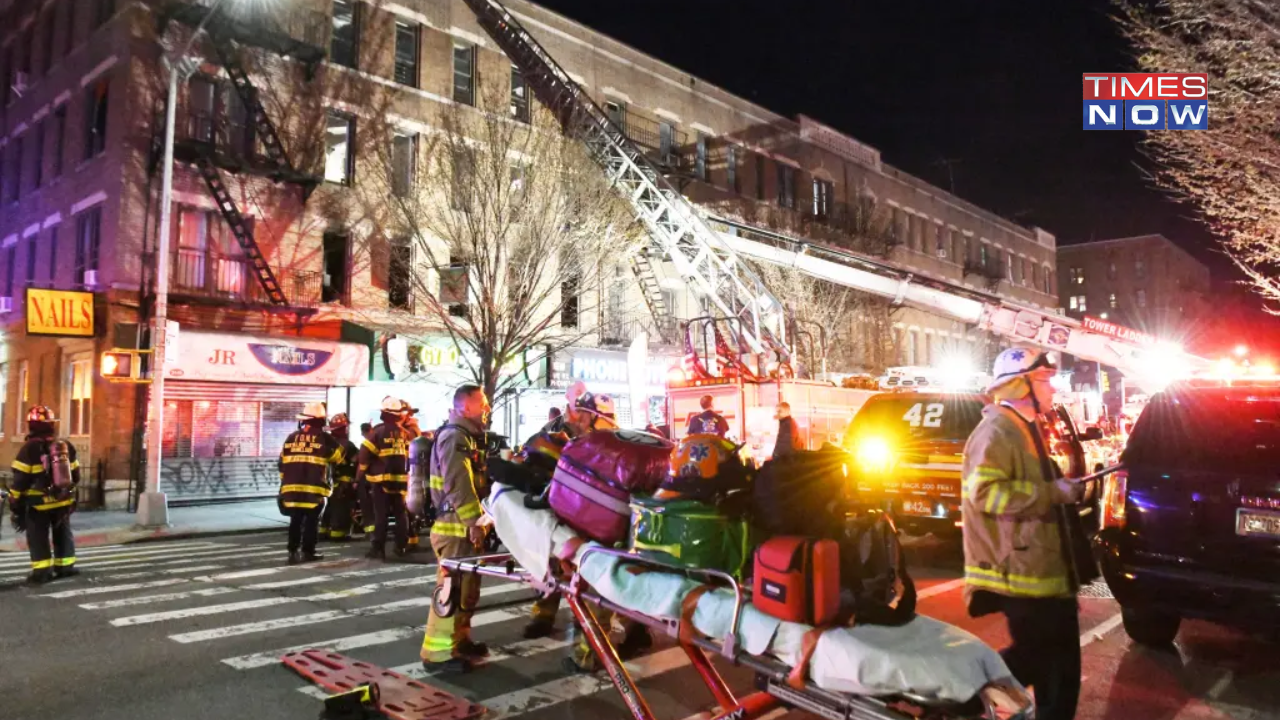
1116;0;1280;310
350;89;643;401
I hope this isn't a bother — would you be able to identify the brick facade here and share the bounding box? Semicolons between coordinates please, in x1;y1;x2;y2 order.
0;0;1060;504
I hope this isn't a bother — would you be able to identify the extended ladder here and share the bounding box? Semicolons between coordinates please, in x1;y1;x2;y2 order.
461;0;789;359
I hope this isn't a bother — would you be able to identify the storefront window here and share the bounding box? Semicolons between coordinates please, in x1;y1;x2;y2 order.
193;400;258;457
162;399;307;459
68;359;91;436
262;401;305;455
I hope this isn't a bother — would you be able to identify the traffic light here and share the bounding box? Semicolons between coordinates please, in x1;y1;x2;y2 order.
100;349;150;383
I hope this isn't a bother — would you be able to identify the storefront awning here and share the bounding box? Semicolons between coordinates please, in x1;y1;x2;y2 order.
164;331;369;387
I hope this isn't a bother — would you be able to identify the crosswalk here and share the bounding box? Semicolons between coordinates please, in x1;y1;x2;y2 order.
4;536;756;720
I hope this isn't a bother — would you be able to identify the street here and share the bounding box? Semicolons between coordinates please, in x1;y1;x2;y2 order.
0;532;1276;720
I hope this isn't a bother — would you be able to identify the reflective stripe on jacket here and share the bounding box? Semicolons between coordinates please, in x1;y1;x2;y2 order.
960;403;1075;601
279;429;344;510
357;422;413;495
428;415;484;537
10;436;81;512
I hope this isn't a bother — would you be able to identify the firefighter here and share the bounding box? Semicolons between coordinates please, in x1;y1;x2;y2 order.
279;402;346;565
358;397;415;561
962;348;1086;720
401;404;424;553
521;382;598;639
319;413;359;542
419;384;491;674
686;394;729;437
9;406;80;585
355;422;375;538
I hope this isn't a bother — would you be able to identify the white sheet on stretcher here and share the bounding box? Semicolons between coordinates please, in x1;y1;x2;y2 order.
482;484;1017;704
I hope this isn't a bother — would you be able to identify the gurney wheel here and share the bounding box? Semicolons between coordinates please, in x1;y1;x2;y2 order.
432;574;460;618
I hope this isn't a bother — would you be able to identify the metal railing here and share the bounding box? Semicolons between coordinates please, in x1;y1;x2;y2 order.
610;108;690;168
598;314;684;347
176;0;331;54
171;249;320;306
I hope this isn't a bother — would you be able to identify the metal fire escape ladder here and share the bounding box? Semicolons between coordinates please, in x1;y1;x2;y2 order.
210;40;296;180
630;251;672;341
461;0;789;360
194;159;288;306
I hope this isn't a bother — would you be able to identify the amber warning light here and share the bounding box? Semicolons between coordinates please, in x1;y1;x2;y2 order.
101;349;151;383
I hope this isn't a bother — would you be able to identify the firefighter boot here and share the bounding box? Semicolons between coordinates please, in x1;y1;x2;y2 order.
54;566;80;579
421;657;472;675
616;623;653;660
523;617;555;640
288;551;302;566
365;545;386;561
456;639;489;658
25;570;54;585
303;551;325;563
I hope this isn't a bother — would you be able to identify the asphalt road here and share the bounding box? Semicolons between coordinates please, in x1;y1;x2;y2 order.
0;532;1275;720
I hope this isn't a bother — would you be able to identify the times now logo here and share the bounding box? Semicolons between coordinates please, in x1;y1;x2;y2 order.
1083;73;1208;130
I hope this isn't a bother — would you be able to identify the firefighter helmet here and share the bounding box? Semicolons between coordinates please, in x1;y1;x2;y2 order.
380;396;404;413
519;430;570;466
574;392;616;420
297;402;328;421
26;405;57;423
328;413;350;431
659;433;746;501
988;348;1057;393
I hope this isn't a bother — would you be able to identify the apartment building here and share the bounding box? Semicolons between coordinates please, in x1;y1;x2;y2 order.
1057;234;1210;340
0;0;1058;506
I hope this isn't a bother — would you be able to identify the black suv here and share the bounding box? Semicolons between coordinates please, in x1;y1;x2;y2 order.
1094;380;1280;646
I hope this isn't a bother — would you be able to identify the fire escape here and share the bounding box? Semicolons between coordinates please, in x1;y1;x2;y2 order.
460;0;789;360
154;1;327;308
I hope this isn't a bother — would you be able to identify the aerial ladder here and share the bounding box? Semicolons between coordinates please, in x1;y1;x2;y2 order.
461;0;1205;391
711;217;1212;390
460;0;790;367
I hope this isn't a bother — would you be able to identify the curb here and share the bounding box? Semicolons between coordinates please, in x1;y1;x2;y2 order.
0;523;287;554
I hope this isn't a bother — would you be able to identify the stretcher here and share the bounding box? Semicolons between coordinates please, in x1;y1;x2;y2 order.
435;485;1035;720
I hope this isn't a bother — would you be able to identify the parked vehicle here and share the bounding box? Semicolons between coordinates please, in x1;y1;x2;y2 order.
1094;379;1280;646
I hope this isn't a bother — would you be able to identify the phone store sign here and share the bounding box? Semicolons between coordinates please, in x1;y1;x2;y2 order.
561;350;672;392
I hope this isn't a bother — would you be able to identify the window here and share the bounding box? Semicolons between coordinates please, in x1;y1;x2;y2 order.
776;164;795;209
321;232;349;304
92;0;115;29
390;131;416;197
5;135;20;203
62;0;76;56
1136;289;1147;308
388;239;412;310
83;78;109;160
39;10;55;75
812;178;833;219
726;145;739;193
0;363;7;437
4;246;14;297
51;104;66;178
24;233;35;286
561;275;580;328
1069;295;1087;312
16;22;31;76
1070;266;1084;285
1022;258;1030;285
1032;263;1040;289
173;206;211;289
74;206;101;285
1;45;11;106
1006;254;1014;281
755;154;766;200
330;0;358;69
323;112;354;185
1107;260;1117;280
393;20;419;87
1135;256;1146;279
658;121;674;158
604;100;624;128
449;148;472;210
1043;266;1052;294
936;225;947;258
68;359;91;437
452;43;475;106
15;361;28;437
47;226;58;284
695;133;708;181
1109;292;1118;309
979;243;989;270
187;75;216;143
509;66;529;123
32;120;44;189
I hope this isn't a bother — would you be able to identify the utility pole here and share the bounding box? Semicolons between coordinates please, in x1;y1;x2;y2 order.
138;1;228;527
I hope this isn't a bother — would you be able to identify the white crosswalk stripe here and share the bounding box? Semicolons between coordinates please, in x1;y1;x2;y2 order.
171;584;528;644
0;545;281;579
40;578;191;599
483;647;689;720
0;542;231;568
81;586;240;609
104;565;229;580
225;606;529;670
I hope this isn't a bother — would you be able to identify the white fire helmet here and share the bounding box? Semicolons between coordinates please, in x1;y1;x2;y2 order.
380;396;405;413
297;402;328;421
987;348;1057;394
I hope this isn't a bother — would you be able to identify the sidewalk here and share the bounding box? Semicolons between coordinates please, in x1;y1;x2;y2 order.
0;499;288;553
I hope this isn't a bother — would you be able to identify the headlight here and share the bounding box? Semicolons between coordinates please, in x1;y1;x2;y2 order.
855;437;895;474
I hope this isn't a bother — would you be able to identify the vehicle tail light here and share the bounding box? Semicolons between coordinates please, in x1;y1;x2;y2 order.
1101;469;1128;529
854;436;895;476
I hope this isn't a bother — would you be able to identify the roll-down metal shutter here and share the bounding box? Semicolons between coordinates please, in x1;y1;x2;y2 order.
161;382;328;504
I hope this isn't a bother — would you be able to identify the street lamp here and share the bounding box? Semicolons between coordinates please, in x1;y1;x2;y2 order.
138;0;232;527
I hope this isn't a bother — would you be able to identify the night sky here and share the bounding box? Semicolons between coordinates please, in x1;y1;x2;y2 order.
538;0;1223;274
